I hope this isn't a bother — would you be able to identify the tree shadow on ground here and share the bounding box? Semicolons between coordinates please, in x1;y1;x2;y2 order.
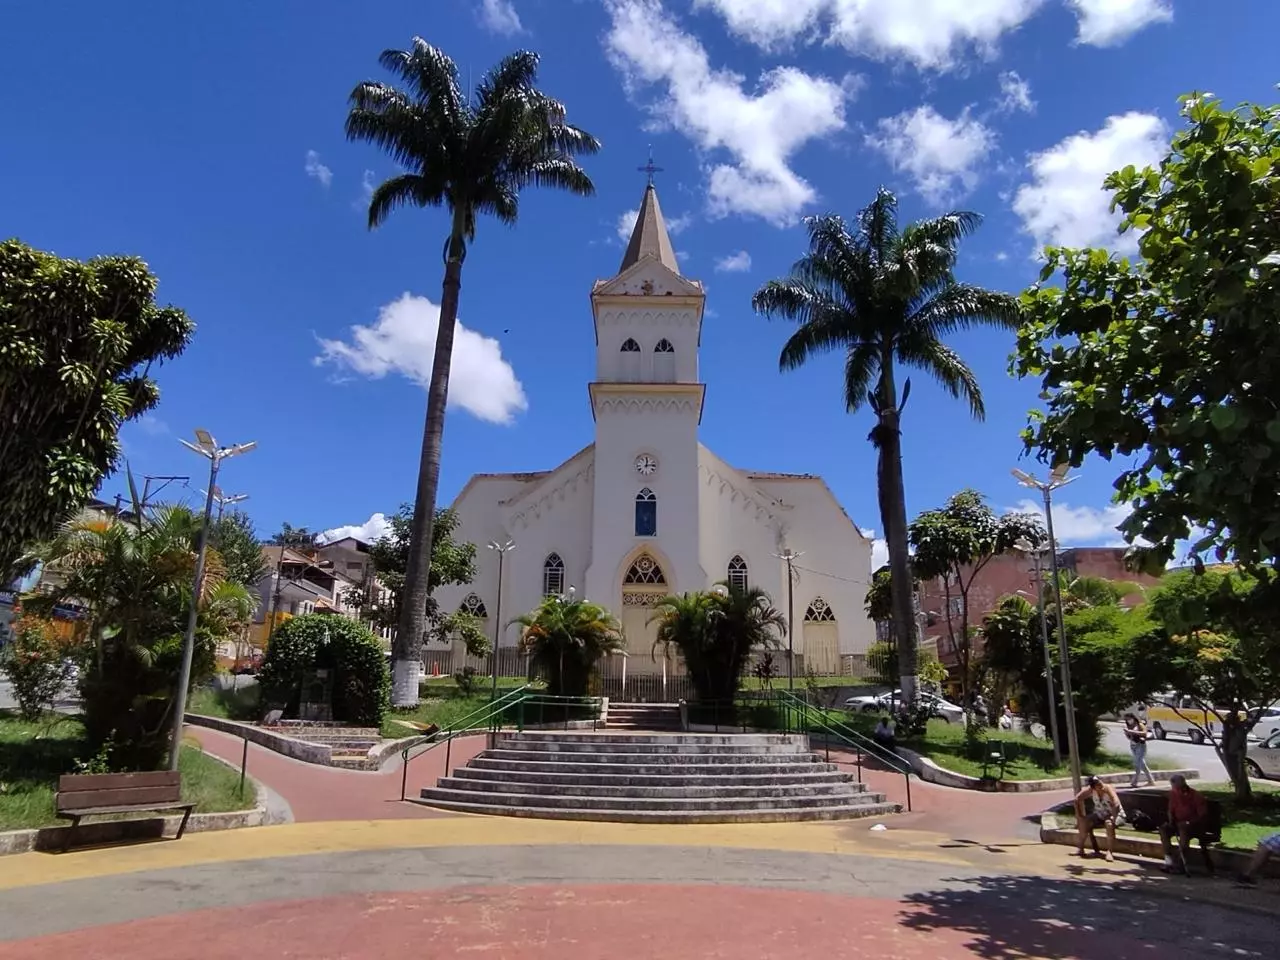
899;870;1271;960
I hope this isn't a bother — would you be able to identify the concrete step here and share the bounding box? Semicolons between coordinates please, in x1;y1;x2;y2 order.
436;776;862;800
408;797;900;823
419;785;887;813
484;748;818;765
492;740;807;756
469;757;836;776
450;767;856;788
329;756;375;769
499;737;798;752
290;737;382;749
266;725;381;738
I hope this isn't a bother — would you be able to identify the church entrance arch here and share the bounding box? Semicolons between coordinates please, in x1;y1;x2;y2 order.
617;552;672;678
802;597;839;675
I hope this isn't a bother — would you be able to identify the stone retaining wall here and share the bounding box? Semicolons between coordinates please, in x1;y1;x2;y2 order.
186;713;333;765
896;747;1200;792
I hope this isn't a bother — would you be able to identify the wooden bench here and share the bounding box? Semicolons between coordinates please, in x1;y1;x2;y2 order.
55;771;195;852
1118;789;1224;841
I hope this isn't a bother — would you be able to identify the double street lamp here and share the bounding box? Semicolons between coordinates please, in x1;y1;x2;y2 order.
486;539;515;704
168;430;256;770
1012;464;1081;792
1013;544;1062;768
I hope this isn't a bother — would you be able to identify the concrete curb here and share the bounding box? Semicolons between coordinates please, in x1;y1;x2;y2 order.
0;804;266;856
896;747;1200;792
1038;806;1280;878
186;713;333;765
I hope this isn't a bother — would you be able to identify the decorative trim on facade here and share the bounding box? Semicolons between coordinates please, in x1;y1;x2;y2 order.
623;555;666;585
805;597;836;622
699;463;783;525
505;460;595;530
595;309;700;330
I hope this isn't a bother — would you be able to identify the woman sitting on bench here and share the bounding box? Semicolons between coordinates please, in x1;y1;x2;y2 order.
1074;776;1123;861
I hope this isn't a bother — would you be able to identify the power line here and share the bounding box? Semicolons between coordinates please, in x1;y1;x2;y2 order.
791;563;871;587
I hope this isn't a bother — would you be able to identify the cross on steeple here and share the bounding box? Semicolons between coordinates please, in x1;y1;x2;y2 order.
638;147;663;186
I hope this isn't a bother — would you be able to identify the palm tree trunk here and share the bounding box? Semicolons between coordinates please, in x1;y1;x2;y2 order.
876;362;918;706
391;217;467;707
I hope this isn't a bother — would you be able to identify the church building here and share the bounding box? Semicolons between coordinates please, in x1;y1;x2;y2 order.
431;183;876;676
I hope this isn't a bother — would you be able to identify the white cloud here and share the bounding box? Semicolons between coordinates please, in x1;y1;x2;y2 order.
697;0;1046;71
605;0;852;225
1009;498;1131;545
304;149;332;188
353;170;376;212
137;414;169;437
866;106;995;205
995;70;1035;114
477;0;525;35
995;250;1010;261
1066;0;1171;46
860;527;891;569
319;513;392;545
714;250;752;272
315;293;528;425
1012;112;1167;254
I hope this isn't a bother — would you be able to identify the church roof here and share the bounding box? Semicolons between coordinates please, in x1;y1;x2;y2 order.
618;183;679;275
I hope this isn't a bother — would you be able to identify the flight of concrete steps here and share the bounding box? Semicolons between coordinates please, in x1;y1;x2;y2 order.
414;730;899;823
262;722;384;769
604;702;682;730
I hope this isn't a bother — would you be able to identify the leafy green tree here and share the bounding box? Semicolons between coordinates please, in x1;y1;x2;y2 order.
0;614;80;720
25;505;253;768
909;489;1044;711
347;40;600;706
513;595;624;697
344;504;486;658
207;509;267;587
1012;92;1280;569
0;240;194;581
1143;568;1280;802
258;613;390;725
652;585;788;703
267;523;317;548
753;191;1020;704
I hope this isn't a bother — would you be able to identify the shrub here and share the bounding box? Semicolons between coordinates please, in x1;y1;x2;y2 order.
0;615;77;720
258;615;390;725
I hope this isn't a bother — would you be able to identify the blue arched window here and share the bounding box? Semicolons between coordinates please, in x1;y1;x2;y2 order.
635;488;657;537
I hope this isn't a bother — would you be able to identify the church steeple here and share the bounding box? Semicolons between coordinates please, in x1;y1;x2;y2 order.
618;183;679;275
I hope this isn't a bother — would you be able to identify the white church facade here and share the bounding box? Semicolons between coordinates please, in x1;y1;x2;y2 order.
431;183;875;676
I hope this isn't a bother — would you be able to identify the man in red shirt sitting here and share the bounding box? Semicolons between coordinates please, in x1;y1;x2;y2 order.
1159;775;1214;875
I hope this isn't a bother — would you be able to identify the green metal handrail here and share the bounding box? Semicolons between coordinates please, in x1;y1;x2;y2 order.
398;684;530;800
773;689;913;811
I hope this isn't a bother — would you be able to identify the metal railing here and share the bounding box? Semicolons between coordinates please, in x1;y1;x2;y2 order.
397;687;604;800
685;689;913;811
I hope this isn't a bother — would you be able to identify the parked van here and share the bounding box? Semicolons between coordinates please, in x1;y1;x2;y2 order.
1146;694;1244;744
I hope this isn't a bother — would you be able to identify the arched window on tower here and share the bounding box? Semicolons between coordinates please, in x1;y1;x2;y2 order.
635;488;657;537
653;338;675;382
620;337;641;382
727;555;748;592
458;594;487;618
543;553;565;597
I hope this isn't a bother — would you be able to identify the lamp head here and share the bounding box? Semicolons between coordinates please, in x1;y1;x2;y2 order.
1050;463;1071;483
1010;468;1036;487
225;441;257;459
194;428;216;450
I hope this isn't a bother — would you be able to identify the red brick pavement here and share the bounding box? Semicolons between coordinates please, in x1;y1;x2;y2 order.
189;725;484;822
0;884;1197;960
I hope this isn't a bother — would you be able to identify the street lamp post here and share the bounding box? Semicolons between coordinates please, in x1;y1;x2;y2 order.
487;540;515;705
772;549;803;690
1014;541;1062;767
1013;464;1080;792
206;486;249;522
170;430;256;770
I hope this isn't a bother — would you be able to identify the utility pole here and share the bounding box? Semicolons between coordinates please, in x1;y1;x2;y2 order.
1016;540;1061;767
487;540;515;705
772;548;803;690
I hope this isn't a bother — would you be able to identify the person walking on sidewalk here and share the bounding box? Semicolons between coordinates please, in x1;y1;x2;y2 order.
1123;712;1155;787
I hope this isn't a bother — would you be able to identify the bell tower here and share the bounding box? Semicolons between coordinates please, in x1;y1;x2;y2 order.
582;173;708;609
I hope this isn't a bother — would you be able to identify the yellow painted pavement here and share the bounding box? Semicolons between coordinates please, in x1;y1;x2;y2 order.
0;815;1033;891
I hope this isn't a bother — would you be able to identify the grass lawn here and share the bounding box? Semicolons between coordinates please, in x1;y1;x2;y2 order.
383;694;501;737
187;682;262;721
1196;781;1280;851
0;710;254;831
825;712;1176;782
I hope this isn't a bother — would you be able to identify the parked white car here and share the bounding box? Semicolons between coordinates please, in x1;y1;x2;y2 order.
843;690;965;724
1246;729;1280;780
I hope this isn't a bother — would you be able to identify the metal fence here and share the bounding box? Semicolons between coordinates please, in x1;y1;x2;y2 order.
419;647;530;680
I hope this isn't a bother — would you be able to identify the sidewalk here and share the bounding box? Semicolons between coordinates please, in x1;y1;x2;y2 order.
188;725;480;822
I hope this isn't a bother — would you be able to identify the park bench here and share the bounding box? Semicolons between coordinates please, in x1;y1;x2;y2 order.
55;771;194;853
1118;788;1223;842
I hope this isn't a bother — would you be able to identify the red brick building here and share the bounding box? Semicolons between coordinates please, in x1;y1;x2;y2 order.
917;547;1163;675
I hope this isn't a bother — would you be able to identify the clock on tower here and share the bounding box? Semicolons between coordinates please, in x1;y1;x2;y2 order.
634;454;658;476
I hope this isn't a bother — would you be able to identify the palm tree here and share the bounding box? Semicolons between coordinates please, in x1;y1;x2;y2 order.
651;585;787;703
752;189;1019;705
513;595;624;697
27;505;255;768
346;41;600;706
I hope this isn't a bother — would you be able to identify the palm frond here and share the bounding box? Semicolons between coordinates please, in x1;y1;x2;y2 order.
366;173;437;229
857;188;899;262
842;342;880;413
897;337;985;419
906;283;1022;338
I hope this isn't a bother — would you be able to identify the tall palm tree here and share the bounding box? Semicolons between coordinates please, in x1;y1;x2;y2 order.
752;189;1019;705
513;595;624;697
346;40;600;706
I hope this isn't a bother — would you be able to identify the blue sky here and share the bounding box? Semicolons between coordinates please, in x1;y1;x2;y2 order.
3;1;1276;563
